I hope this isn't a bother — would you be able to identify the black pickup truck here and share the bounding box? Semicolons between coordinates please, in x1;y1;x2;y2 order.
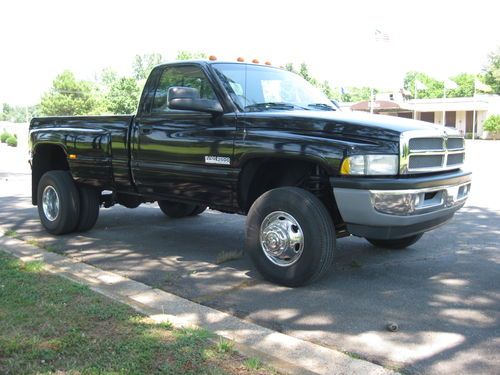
30;60;471;286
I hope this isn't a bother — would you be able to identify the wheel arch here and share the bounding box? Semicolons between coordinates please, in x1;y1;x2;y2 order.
31;143;70;205
237;156;343;225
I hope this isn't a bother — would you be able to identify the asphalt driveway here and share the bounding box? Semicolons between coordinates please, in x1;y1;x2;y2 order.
1;140;499;374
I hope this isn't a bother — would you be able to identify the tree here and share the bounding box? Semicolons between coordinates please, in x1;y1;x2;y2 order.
483;115;500;140
176;51;207;60
337;87;373;102
1;103;39;122
105;77;141;114
483;47;500;94
447;73;475;97
403;71;444;99
285;62;335;98
132;53;163;80
40;71;97;116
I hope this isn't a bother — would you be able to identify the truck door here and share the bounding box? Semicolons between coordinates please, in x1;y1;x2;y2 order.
131;64;237;207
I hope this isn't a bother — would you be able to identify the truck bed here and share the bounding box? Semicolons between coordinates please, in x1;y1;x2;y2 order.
30;115;134;190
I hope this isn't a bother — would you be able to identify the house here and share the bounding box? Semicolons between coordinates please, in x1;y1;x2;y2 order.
349;93;500;138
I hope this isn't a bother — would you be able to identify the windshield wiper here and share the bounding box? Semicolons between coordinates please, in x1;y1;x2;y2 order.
307;103;336;111
244;102;309;111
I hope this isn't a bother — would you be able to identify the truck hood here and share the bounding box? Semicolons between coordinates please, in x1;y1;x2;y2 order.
239;110;457;141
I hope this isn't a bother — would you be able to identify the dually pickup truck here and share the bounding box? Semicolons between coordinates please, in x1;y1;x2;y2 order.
30;60;471;286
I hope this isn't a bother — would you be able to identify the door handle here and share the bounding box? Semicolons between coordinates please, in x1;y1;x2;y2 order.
140;127;152;135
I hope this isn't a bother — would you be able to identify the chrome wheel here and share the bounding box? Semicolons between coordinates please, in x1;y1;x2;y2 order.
259;211;304;267
42;185;60;221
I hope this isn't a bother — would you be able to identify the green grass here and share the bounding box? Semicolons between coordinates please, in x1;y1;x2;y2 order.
0;251;276;375
4;229;18;238
245;358;262;370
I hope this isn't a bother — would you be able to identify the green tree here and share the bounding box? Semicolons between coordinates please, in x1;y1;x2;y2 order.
40;71;97;116
447;73;475;97
132;53;163;80
176;51;207;60
285;62;335;98
105;77;141;114
483;47;500;94
339;87;373;102
0;103;39;122
403;71;444;98
100;67;119;86
483;114;500;140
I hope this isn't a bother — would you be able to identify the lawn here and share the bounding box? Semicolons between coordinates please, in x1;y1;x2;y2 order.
0;251;277;375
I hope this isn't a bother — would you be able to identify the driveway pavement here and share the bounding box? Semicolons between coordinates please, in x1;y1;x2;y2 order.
1;140;499;374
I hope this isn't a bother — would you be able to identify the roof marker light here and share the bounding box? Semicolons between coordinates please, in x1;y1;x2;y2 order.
265;61;272;65
252;59;260;64
237;57;245;62
208;55;217;61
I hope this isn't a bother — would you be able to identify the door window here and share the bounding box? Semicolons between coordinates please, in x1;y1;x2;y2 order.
152;66;216;112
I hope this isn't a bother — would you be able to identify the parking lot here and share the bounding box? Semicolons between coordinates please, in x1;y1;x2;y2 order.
0;140;499;374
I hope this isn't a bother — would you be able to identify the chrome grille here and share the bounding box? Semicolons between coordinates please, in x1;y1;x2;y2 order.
447;138;464;150
408;138;444;151
447;153;464;166
409;155;444;169
400;131;465;174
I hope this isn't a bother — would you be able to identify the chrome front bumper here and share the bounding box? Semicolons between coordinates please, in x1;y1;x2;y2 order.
332;173;471;239
370;182;471;216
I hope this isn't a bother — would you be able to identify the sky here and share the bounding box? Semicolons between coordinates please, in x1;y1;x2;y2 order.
1;0;499;105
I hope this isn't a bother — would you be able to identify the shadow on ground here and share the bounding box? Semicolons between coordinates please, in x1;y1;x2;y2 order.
1;189;499;374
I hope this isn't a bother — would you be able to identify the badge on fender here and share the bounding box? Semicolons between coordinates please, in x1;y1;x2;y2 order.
205;156;230;165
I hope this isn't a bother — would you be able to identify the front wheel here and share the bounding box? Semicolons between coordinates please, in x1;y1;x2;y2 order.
246;187;335;287
365;233;423;249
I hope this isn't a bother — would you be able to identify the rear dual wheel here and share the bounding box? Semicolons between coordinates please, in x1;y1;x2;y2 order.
37;171;100;235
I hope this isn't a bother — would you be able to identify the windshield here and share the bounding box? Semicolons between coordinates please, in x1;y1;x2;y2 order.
212;63;334;112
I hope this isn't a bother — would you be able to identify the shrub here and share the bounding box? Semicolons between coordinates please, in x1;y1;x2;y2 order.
483;115;500;140
6;136;17;147
0;130;10;143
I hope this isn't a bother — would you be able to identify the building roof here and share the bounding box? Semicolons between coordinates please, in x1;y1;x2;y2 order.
350;100;402;112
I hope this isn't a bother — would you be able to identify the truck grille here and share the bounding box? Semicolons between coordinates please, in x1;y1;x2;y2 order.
400;131;465;174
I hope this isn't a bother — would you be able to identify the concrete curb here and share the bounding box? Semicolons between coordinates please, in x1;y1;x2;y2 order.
0;233;397;375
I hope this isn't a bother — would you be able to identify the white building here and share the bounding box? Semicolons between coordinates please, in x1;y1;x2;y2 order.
349;94;500;138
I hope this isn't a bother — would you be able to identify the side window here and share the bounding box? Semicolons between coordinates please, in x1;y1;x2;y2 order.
151;66;217;113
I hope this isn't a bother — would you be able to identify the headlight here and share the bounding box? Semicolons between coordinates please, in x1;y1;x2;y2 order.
340;155;398;176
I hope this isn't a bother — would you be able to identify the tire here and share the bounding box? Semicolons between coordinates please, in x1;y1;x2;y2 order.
37;171;80;235
190;205;207;216
158;200;197;218
76;185;100;232
246;187;335;287
366;233;423;249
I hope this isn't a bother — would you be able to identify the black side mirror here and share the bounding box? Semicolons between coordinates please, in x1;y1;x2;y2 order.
167;87;223;113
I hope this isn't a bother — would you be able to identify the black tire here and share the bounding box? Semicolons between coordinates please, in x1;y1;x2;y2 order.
37;171;80;235
76;185;100;232
190;205;207;216
158;200;197;218
246;187;335;287
366;233;423;249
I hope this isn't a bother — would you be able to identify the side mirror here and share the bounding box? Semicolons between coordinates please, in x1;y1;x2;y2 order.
167;87;223;114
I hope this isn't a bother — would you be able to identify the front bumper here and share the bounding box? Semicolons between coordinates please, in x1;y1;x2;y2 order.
331;170;472;239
